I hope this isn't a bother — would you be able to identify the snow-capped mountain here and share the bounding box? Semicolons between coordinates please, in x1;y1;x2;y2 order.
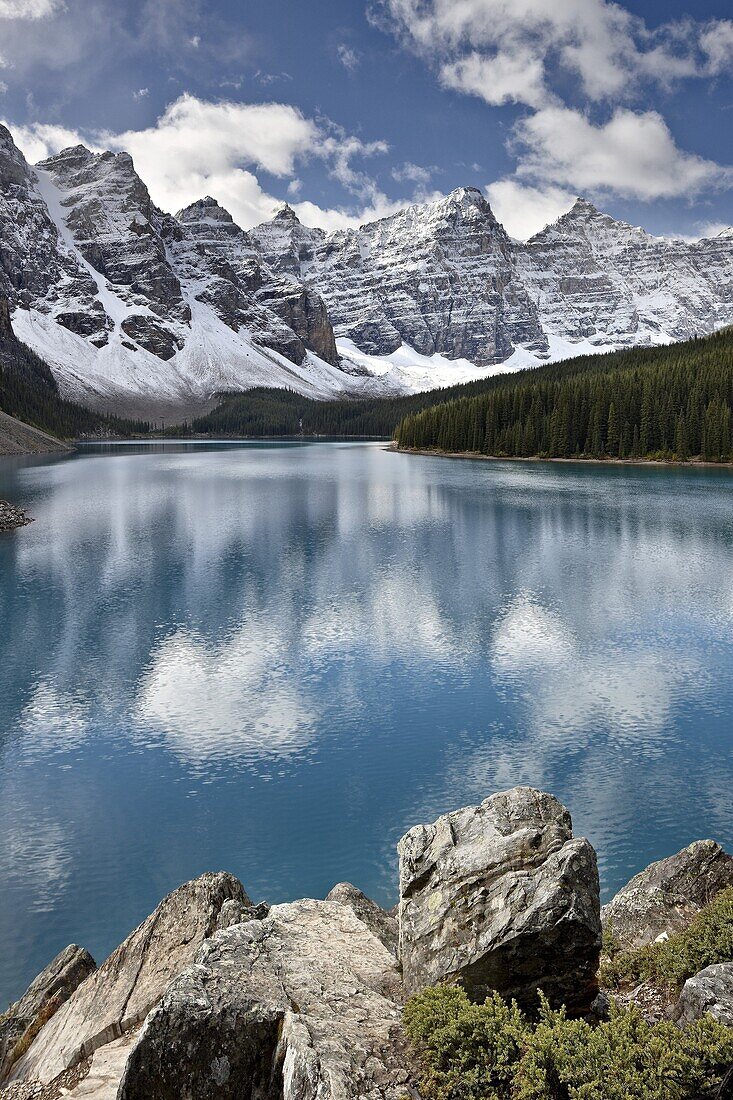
0;125;356;410
1;120;731;411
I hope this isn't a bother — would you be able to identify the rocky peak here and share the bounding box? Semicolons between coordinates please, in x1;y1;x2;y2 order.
273;201;300;223
0;125;31;188
177;196;236;225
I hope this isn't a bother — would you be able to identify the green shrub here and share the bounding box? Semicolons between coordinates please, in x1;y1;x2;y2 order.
602;887;733;991
404;986;733;1100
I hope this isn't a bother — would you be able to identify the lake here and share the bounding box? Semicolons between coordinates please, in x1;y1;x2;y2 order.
1;441;732;1005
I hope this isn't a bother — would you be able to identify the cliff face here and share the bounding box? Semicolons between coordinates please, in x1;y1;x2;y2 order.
253;188;548;366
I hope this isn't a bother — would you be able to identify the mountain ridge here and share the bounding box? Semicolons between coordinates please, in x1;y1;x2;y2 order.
1;122;731;411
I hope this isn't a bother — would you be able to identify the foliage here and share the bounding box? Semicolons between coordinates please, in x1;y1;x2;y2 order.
395;330;733;462
404;986;733;1100
0;335;149;439
602;888;733;992
188;376;532;439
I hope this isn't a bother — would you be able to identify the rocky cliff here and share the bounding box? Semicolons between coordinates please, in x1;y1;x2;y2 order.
3;787;731;1100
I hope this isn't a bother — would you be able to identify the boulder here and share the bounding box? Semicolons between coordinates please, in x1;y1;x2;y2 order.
0;945;96;1082
9;872;247;1086
602;840;733;950
676;964;733;1027
117;898;416;1100
398;787;601;1013
325;883;398;955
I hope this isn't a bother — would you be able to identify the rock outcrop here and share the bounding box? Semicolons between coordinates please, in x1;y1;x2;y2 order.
117;899;414;1100
325;883;398;956
8;872;247;1086
676;963;733;1027
0;945;96;1082
602;840;733;950
397;787;601;1013
5;791;732;1100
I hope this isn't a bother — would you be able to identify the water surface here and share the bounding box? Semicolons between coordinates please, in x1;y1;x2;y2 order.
1;441;732;1003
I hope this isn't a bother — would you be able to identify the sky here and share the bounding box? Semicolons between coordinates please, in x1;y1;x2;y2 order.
0;0;731;240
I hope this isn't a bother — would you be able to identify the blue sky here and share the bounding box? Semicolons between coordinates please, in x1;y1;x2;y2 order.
0;0;731;238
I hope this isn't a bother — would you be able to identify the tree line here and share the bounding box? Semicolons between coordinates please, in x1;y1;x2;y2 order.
395;331;733;463
0;334;149;439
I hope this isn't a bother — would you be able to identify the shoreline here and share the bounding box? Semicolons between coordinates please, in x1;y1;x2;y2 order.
0;500;34;532
389;444;733;471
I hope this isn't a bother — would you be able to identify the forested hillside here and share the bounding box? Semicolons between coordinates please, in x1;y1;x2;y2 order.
0;332;149;440
190;376;525;438
395;331;733;462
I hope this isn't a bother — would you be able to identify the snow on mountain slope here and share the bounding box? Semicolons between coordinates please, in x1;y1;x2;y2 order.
518;198;733;345
1;118;732;411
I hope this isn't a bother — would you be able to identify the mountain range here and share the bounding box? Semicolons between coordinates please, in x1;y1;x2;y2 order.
1;122;731;415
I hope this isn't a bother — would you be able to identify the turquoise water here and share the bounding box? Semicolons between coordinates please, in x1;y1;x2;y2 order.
1;441;733;1004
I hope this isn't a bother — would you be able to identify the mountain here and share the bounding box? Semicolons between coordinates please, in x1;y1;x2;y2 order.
0;125;357;415
519;197;733;345
0;294;148;443
1;120;732;413
251;187;547;365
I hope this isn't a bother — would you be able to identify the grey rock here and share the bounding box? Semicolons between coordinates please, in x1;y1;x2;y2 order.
174;196;339;366
602;840;733;950
253;188;548;366
0;946;96;1082
325;883;398;955
117;898;415;1100
215;898;269;930
676;964;733;1027
9;872;247;1086
398;786;601;1013
519;199;733;347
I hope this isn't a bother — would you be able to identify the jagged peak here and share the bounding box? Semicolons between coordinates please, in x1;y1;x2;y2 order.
566;196;602;218
443;186;492;213
273;202;301;224
37;143;95;169
177;195;236;224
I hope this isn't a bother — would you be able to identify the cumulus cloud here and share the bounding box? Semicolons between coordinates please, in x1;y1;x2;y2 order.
5;93;431;233
512;106;729;200
374;0;732;212
486;179;575;240
374;0;726;105
440;48;548;108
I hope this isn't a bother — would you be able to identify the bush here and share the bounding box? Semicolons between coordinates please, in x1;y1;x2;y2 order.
404;986;733;1100
601;887;733;992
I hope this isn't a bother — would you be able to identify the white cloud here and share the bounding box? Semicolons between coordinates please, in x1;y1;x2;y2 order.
511;106;729;200
5;94;429;233
375;0;726;106
133;87;149;101
336;43;360;71
699;19;733;76
392;160;432;185
440;48;547;107
0;0;63;16
7;120;98;162
0;81;7;92
486;179;575;240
